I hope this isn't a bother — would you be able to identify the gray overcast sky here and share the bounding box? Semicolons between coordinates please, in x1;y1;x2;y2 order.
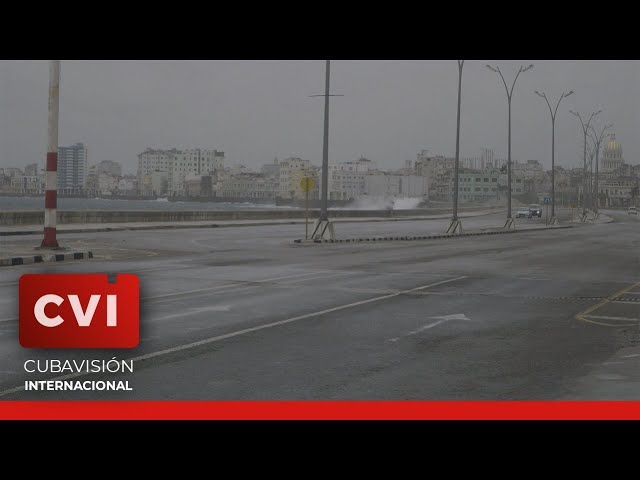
1;60;639;174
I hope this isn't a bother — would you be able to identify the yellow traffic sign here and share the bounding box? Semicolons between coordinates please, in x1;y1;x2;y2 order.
300;177;315;192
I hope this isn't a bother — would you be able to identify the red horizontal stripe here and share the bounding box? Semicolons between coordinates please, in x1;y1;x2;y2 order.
41;227;58;248
46;152;57;171
1;401;640;420
45;190;57;209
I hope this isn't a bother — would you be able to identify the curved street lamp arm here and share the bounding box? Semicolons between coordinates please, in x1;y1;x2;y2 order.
553;90;572;119
586;110;602;131
570;110;587;133
494;66;511;99
588;123;613;149
536;91;554;119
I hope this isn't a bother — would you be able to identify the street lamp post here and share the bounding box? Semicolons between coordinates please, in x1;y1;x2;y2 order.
447;60;464;235
569;109;602;220
486;63;534;229
588;123;613;215
534;89;573;225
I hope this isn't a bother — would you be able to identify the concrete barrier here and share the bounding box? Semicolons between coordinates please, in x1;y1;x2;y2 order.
0;206;504;226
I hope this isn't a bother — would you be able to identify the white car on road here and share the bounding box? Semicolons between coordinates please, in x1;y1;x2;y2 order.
516;208;530;218
629;206;637;215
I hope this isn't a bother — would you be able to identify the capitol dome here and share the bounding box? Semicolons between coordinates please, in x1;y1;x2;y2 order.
604;134;623;159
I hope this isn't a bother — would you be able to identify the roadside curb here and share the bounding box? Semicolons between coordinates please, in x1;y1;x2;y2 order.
0;210;502;236
293;225;573;244
0;251;93;267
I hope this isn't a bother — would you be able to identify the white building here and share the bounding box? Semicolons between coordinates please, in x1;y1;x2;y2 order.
58;143;88;194
0;167;23;177
513;159;543;180
327;157;376;200
364;173;428;198
95;160;122;177
217;173;279;200
137;148;225;196
278;157;315;199
167;149;224;196
10;175;45;194
97;172;119;195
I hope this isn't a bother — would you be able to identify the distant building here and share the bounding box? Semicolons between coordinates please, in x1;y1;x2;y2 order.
24;163;39;176
217;173;278;200
278;157;316;200
481;148;494;170
600;134;625;173
364;173;428;198
58;143;88;194
137;147;224;196
95;160;122;177
327;157;376;200
261;157;280;180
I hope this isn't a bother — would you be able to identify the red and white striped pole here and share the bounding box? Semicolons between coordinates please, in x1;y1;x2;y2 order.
41;60;60;248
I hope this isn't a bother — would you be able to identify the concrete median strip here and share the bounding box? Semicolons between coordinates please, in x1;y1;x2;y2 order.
293;225;572;244
0;251;93;267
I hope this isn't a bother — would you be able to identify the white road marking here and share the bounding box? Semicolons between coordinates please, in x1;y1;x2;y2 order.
612;301;640;304
429;313;472;322
406;319;448;335
621;354;640;358
0;317;17;324
154;305;232;321
278;271;358;285
390;313;472;341
583;314;640;322
0;275;467;398
141;271;324;300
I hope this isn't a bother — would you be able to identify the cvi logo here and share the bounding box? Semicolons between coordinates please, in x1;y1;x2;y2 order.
19;274;139;348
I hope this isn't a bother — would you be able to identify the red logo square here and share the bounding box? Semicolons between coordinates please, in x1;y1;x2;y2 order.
19;274;139;348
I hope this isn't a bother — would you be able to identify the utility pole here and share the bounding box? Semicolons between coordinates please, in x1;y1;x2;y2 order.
309;60;343;240
486;63;534;229
41;60;61;249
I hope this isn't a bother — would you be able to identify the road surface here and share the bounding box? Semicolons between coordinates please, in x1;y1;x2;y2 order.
0;210;637;400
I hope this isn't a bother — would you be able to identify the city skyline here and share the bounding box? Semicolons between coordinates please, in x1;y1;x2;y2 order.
1;60;639;172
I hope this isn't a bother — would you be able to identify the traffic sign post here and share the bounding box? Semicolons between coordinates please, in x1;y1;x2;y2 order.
300;177;315;240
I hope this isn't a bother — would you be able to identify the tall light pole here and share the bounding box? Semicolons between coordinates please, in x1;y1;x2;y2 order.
588;123;613;214
41;60;61;249
486;63;534;229
309;60;343;240
534;89;573;225
569;109;601;219
447;60;464;235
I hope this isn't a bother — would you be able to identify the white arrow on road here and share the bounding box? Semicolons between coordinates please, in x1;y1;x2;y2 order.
389;313;472;342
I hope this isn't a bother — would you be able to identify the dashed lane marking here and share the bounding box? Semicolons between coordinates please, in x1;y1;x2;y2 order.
0;276;467;398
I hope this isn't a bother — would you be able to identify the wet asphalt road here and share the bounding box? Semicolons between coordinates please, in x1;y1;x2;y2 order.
0;209;638;400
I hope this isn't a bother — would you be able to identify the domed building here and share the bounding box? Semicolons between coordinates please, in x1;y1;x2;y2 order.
600;134;624;173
